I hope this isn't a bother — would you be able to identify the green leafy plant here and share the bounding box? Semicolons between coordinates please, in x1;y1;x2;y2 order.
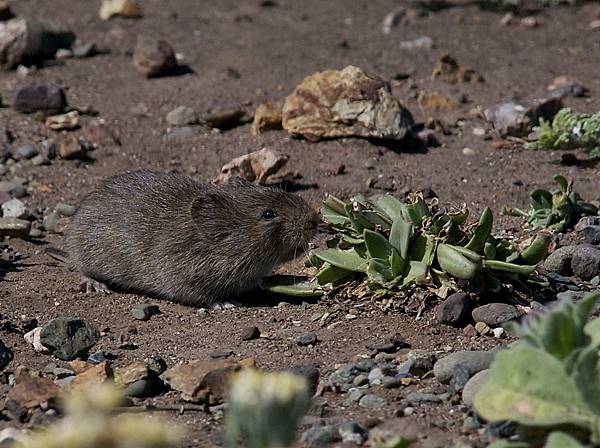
225;369;312;448
474;292;600;447
502;175;598;232
527;108;600;159
309;193;549;295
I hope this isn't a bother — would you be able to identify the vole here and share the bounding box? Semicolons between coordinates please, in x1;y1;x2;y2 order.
62;170;320;307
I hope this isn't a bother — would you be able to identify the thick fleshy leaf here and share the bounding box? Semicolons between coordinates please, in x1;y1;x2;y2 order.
367;258;393;283
474;346;592;430
312;248;367;272
544;432;585;448
316;263;357;286
261;275;324;297
372;195;407;223
389;217;413;260
364;229;393;259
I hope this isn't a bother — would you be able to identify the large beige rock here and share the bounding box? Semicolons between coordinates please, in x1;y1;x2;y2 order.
282;65;413;141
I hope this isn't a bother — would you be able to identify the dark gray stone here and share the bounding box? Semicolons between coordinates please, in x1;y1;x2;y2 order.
297;333;318;347
131;303;159;321
447;364;471;395
12;84;67;114
284;365;319;394
433;350;496;384
359;393;388;410
471;303;520;326
0;340;13;370
437;292;473;327
240;326;261;341
14;144;37;160
300;425;341;447
339;421;368;445
406;392;442;403
572;246;600;281
579;226;600;245
543;245;579;275
39;318;100;361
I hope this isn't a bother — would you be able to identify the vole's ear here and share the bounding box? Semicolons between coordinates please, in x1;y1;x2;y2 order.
227;176;253;188
191;193;228;221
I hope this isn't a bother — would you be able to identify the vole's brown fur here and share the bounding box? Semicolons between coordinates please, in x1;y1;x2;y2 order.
66;170;319;306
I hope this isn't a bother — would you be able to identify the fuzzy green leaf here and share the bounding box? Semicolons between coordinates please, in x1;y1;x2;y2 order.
389;218;413;260
364;229;394;259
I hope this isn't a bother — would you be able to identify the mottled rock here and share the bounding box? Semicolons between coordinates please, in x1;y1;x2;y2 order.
300;425;341;447
359;393;388;410
39;318;100;361
543;245;579;275
471;303;520;326
475;321;491;336
12;84;67;114
1;198;28;219
58;136;86;159
433;350;496;384
447;364;471;395
462;369;490;406
282;65;413;141
100;0;142;20
572;246;600;280
437;292;473;327
251;101;282;135
131;303;159;321
339;421;368;445
0;217;30;238
0;18;75;70
240;326;261;341
133;35;177;78
214;148;289;185
579;226;600;245
161;359;241;403
166;105;198;127
406;350;436;376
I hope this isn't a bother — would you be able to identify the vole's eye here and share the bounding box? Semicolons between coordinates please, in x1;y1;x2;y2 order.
261;209;278;220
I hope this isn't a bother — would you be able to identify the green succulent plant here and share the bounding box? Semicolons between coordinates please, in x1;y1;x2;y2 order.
308;193;549;295
527;108;600;159
502;175;598;232
474;292;600;447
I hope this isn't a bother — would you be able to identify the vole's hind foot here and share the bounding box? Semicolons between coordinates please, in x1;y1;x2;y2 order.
210;300;241;310
79;276;111;294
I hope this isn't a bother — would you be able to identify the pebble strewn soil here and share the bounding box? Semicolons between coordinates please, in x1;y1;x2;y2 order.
1;0;600;447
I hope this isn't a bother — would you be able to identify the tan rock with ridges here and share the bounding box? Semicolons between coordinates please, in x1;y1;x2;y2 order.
282;65;413;141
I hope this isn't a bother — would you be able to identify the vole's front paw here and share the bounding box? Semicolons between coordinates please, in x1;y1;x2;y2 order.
79;276;111;294
210;300;241;310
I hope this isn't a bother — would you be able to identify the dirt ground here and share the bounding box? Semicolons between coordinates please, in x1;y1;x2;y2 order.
1;0;600;447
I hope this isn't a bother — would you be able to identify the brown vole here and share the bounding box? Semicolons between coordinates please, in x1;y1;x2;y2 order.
65;170;319;306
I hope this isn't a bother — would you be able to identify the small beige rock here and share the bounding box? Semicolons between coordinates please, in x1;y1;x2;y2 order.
520;16;539;28
100;0;142;20
215;147;290;185
58;136;86;159
71;362;113;391
133;35;177;78
251;101;282;135
417;90;457;110
432;54;484;84
590;20;600;30
45;110;80;131
0;217;30;238
24;327;49;354
475;321;491;335
114;361;150;387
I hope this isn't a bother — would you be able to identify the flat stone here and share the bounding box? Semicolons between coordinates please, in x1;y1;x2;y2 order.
359;393;388;410
447;364;471;395
39;317;100;361
462;369;490;406
161;359;240;404
71;362;113;390
0;217;30;238
406;392;442;403
282;65;413;141
166;105;198;126
572;246;600;281
12;84;67;114
240;326;261;341
203;105;245;130
58;136;87;159
7;371;61;408
300;425;341;447
163;126;198;142
433;350;496;384
131;303;159;321
437;292;473;327
471;303;520;326
133;35;177;78
14;144;38;160
1;198;28;219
